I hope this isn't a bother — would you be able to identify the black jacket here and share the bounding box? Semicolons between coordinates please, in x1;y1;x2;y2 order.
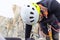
37;0;60;21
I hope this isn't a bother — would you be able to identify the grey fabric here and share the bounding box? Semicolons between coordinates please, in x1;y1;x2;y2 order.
6;38;21;40
26;38;35;40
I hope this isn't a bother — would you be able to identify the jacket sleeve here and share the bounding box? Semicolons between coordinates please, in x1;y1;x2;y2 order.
50;0;60;12
37;0;60;12
38;0;52;12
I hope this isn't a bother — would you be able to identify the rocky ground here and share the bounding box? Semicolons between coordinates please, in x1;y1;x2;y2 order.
0;15;46;40
0;5;59;40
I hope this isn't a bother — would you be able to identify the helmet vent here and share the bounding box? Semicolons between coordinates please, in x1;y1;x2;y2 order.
30;12;34;14
32;8;35;10
27;5;30;7
30;20;34;22
30;17;34;19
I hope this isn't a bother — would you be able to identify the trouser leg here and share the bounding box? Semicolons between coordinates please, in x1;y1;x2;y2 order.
25;24;32;40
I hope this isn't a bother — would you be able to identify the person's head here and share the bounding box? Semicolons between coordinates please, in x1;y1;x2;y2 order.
37;2;48;18
20;3;48;25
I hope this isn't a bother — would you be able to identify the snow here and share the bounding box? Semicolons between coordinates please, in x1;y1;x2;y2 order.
0;0;28;18
0;0;60;18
